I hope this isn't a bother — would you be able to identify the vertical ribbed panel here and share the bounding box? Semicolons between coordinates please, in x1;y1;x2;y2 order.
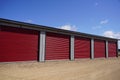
94;40;105;58
0;26;38;62
108;41;117;57
75;37;90;58
45;32;70;60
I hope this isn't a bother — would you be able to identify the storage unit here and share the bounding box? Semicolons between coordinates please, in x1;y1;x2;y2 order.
75;37;90;58
45;32;70;60
0;18;118;62
0;26;39;62
94;39;106;58
108;41;117;57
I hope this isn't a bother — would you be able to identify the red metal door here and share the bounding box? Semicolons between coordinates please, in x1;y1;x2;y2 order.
108;41;117;57
75;37;90;58
94;40;105;58
45;32;70;60
0;26;39;62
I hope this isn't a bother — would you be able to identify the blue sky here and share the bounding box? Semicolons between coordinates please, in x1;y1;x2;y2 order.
0;0;120;48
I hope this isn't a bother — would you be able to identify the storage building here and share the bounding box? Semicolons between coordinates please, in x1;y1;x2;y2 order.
0;18;118;62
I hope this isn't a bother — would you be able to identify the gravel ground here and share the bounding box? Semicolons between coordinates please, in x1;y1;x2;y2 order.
0;57;120;80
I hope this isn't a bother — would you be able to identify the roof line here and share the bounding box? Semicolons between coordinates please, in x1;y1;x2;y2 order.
0;18;118;41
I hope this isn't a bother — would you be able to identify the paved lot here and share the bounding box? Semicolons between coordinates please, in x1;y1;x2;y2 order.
0;57;120;80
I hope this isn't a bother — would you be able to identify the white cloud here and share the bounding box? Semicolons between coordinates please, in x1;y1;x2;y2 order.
95;2;98;6
100;19;109;24
92;19;109;30
59;24;77;31
103;31;120;49
103;31;114;38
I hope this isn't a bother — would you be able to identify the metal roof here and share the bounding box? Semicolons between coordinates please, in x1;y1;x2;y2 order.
0;18;118;41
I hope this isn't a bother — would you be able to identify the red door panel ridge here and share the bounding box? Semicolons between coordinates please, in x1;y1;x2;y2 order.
108;41;117;57
75;37;90;58
0;26;38;62
45;32;70;60
94;39;105;58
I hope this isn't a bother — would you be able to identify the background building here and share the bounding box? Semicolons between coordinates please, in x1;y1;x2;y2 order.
118;49;120;56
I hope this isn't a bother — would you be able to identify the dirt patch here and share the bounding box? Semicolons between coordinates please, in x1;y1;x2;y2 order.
0;57;120;80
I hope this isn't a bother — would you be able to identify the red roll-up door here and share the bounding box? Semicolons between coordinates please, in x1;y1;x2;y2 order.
94;39;105;58
108;41;117;57
75;37;90;58
46;32;70;60
0;26;39;62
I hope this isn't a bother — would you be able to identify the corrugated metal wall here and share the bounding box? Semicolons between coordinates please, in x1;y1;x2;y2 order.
75;37;90;58
0;26;39;62
108;41;117;57
94;39;106;58
45;32;70;60
0;24;118;62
